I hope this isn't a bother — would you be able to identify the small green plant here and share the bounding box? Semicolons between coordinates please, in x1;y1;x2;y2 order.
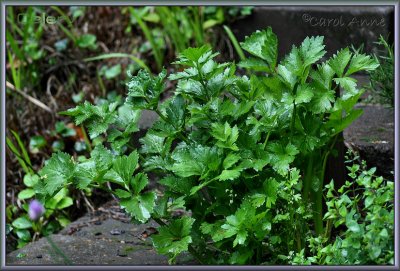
7;174;74;248
291;160;394;265
369;35;394;107
33;27;383;264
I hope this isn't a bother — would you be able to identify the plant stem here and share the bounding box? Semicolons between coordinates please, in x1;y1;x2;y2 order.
262;131;271;149
45;236;73;265
131;8;163;71
80;125;92;152
302;154;314;203
313;134;339;235
223;25;246;61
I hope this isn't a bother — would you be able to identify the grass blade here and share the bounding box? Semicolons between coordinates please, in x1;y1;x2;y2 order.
130;8;163;71
223;25;246;61
10;129;32;167
83;52;150;72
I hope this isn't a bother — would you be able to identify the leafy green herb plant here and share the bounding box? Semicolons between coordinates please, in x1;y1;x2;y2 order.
34;27;383;264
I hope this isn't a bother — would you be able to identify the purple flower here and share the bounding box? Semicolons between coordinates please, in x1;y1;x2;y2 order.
28;200;45;221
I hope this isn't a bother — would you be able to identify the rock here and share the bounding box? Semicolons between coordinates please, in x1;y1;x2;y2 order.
110;229;125;235
138;110;158;130
6;201;196;265
343;104;394;178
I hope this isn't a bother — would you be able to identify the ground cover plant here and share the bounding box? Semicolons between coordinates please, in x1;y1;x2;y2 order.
21;27;394;265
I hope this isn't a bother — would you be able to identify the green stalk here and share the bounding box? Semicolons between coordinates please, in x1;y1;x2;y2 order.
6;7;24;37
302;154;314;203
56;22;77;43
157;7;185;53
223;25;246;61
51;6;74;31
96;68;106;97
6;29;25;62
131;8;163;71
190;7;204;46
7;49;22;90
262;131;271;149
45;236;73;265
171;7;188;51
313;134;339;235
80;125;92;152
84;52;150;72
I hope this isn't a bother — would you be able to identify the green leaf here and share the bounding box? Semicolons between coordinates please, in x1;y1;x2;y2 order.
120;191;156;223
346;220;360;233
329;48;352;77
152;217;195;263
104;64;122;79
159;176;194;195
238;58;270;72
57;217;71;227
299;36;326;67
173;45;213;64
277;64;297;90
171;145;221;178
126;69;166;109
165;95;186;131
345;53;379;76
114;189;131;199
16;229;31;241
139;132;165;154
130;172;148;195
76;34;97;49
326;109;363;135
55;121;76;137
233;230;248;247
112;151;138;184
310;88;335;114
223;153;241;169
18;189;35;200
60;101;118;139
310;62;335;91
39;152;75;196
217;169;241;181
12;217;32;229
57;197;73;209
90;145;114;172
176;78;204;97
267;142;299;176
370;246;382;260
295;84;314;104
23;174;39;187
29;136;47;154
211;122;239;151
240;27;278;72
333;77;358;99
263;178;279;208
